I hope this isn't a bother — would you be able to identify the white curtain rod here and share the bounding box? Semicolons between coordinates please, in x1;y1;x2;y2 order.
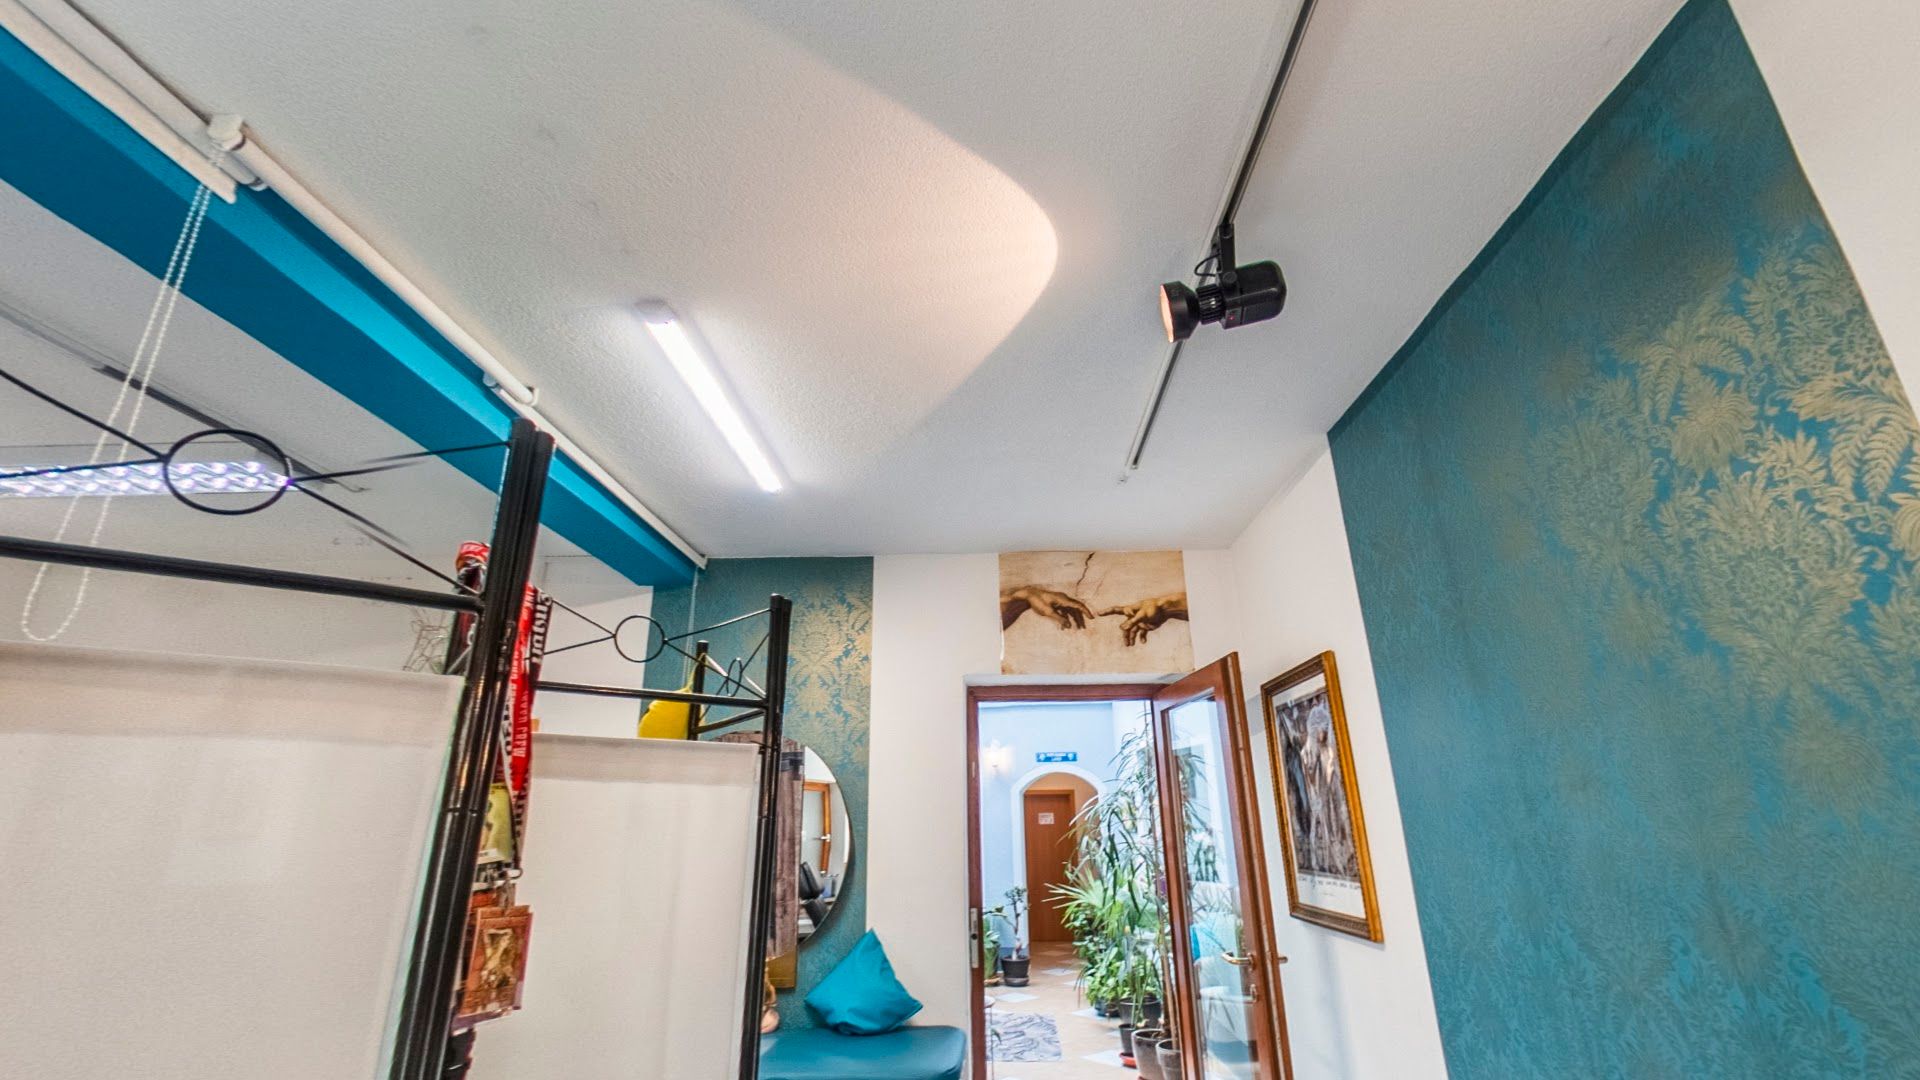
2;0;706;568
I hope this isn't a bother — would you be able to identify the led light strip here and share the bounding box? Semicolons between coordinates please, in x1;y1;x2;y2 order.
0;460;288;498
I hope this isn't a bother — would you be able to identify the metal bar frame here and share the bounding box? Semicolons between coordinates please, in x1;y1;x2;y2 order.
0;415;555;1076
389;416;554;1080
739;594;791;1080
0;534;482;613
534;597;792;1080
536;680;768;712
688;639;711;738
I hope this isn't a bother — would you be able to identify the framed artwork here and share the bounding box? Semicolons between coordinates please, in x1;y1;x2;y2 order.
458;905;533;1018
1259;651;1383;941
998;550;1193;675
476;782;516;866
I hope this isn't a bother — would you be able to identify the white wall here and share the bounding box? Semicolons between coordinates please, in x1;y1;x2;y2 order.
1228;446;1447;1079
1732;0;1920;404
867;553;1002;1035
0;556;425;667
532;556;653;738
866;549;1244;1044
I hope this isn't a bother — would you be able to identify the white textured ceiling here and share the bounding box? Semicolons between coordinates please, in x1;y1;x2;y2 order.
0;181;624;594
59;0;1683;556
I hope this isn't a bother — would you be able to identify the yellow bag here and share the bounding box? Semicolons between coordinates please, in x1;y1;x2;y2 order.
637;682;694;740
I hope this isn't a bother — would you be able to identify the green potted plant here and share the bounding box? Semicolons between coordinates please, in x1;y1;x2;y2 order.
1047;726;1179;1070
995;886;1031;986
981;915;1001;985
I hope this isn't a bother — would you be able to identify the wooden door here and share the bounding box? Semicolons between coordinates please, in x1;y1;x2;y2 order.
1153;654;1293;1080
1023;789;1076;944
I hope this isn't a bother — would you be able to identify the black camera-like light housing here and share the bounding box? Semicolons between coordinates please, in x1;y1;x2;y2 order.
1158;226;1286;342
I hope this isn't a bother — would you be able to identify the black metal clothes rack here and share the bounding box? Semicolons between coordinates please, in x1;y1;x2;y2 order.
535;595;794;1080
388;418;554;1080
0;405;555;1080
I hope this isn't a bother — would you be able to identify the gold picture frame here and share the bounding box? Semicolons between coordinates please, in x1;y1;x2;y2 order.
1259;651;1383;941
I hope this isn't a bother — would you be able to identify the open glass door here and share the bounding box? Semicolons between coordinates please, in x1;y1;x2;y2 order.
1152;654;1292;1080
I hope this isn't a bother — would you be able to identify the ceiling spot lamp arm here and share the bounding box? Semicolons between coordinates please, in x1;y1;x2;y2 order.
1128;0;1320;473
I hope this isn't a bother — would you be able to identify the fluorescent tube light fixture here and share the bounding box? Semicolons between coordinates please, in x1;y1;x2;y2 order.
640;305;782;493
0;460;288;498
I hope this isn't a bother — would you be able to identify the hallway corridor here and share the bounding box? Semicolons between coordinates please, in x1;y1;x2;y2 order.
987;942;1141;1079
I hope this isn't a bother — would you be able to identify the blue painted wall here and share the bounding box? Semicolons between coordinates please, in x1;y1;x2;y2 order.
1329;2;1920;1074
648;557;874;1029
977;701;1138;930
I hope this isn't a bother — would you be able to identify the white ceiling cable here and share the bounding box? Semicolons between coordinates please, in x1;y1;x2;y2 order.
18;153;223;641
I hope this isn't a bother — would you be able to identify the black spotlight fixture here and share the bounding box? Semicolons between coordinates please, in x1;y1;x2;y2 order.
1158;225;1286;342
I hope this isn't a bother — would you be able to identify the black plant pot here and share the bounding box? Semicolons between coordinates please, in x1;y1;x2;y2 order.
1000;955;1030;987
1119;1023;1137;1062
1096;999;1121;1019
1139;997;1164;1026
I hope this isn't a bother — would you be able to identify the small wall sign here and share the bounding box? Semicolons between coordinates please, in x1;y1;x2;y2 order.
1035;751;1078;763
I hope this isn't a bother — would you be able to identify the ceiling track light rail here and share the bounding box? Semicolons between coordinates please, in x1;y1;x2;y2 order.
1125;0;1320;476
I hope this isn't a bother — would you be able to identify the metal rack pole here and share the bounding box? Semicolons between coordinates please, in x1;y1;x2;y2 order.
737;594;792;1080
0;534;482;613
687;639;710;738
535;681;765;711
390;417;554;1080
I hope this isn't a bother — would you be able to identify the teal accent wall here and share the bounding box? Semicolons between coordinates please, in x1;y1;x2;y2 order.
648;558;874;1029
1330;2;1920;1075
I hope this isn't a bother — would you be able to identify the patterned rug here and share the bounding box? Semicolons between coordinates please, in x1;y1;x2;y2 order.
988;1012;1062;1062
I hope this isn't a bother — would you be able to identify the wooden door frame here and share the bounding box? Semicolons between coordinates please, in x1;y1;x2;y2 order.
802;779;833;873
1150;654;1294;1080
966;682;1164;1080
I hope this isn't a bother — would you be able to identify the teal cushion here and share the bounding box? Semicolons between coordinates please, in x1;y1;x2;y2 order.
759;1026;964;1080
804;930;923;1035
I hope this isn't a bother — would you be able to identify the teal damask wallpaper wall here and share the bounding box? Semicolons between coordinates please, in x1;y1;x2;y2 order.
1330;2;1920;1075
647;557;874;1030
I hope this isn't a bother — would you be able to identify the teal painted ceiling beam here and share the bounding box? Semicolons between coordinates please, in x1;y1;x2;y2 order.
0;27;697;587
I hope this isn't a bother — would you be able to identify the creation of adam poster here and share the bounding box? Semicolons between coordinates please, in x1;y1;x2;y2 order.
998;550;1192;675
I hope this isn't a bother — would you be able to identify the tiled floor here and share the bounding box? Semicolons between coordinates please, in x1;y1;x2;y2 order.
987;942;1134;1080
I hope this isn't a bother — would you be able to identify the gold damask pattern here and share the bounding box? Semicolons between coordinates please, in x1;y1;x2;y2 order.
1330;2;1920;1074
646;557;874;1029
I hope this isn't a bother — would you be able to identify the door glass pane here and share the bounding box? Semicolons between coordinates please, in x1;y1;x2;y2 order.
1167;695;1259;1080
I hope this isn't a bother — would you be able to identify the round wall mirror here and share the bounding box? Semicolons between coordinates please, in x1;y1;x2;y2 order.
794;745;851;943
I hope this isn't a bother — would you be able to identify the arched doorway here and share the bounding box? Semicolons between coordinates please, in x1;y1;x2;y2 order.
1013;765;1104;943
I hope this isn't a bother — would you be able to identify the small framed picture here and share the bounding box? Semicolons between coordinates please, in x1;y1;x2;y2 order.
1260;651;1383;941
458;906;533;1018
477;783;516;866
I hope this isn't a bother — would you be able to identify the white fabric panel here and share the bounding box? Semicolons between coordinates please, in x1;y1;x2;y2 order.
472;734;759;1080
0;641;458;1080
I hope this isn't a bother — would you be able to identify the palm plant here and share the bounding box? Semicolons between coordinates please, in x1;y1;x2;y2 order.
1052;726;1170;1015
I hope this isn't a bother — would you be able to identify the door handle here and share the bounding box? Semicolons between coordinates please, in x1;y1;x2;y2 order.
969;907;981;970
1221;951;1255;967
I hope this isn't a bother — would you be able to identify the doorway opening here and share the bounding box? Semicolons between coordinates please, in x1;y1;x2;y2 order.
969;686;1163;1079
967;661;1294;1080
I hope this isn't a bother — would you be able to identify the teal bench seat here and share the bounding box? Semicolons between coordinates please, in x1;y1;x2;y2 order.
759;1025;965;1080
